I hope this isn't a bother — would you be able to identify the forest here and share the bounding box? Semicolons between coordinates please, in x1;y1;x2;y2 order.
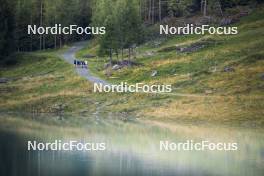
0;0;262;61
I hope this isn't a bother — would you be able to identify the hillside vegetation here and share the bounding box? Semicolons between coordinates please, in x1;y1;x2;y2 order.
77;6;264;127
0;5;263;127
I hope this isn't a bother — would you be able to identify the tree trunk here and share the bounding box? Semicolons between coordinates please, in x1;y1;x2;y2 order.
59;36;62;48
201;0;207;17
39;0;43;50
109;49;113;66
145;0;148;21
54;35;57;49
128;48;132;67
139;0;141;19
121;48;124;61
116;49;119;60
204;0;207;17
152;0;155;24
148;0;151;22
128;48;131;61
54;15;57;49
43;34;45;50
159;0;161;22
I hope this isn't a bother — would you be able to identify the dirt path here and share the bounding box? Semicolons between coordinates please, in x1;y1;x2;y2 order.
61;41;109;85
61;42;215;98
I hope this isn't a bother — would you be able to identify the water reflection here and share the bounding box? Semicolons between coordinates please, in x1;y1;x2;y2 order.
0;113;263;176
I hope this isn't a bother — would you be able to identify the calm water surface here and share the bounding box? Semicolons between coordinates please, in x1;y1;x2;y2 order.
0;113;263;176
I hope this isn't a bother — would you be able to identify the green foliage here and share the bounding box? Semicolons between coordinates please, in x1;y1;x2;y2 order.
168;0;198;17
93;0;143;56
220;0;258;8
0;0;15;60
1;0;92;54
1;0;262;60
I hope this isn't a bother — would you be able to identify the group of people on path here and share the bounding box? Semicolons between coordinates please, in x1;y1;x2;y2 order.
74;60;88;68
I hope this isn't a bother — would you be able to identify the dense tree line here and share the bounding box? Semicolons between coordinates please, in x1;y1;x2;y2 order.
0;0;92;60
92;0;259;62
0;0;261;61
139;0;260;23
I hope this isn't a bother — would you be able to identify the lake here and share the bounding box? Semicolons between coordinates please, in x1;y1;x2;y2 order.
0;113;263;176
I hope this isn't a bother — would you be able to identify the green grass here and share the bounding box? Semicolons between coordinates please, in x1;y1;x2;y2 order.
0;49;160;118
75;6;264;126
0;51;95;114
0;6;263;127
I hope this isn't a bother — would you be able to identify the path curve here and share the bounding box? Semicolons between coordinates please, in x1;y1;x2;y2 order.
61;41;109;85
61;42;217;98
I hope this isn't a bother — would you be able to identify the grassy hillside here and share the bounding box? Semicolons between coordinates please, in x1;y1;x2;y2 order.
0;6;263;127
0;50;146;119
0;50;96;114
76;6;264;126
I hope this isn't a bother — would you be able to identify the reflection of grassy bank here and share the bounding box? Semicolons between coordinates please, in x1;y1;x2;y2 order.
0;113;263;176
1;112;264;157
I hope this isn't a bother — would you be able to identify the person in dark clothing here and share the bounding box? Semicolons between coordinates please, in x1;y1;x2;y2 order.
74;60;76;67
